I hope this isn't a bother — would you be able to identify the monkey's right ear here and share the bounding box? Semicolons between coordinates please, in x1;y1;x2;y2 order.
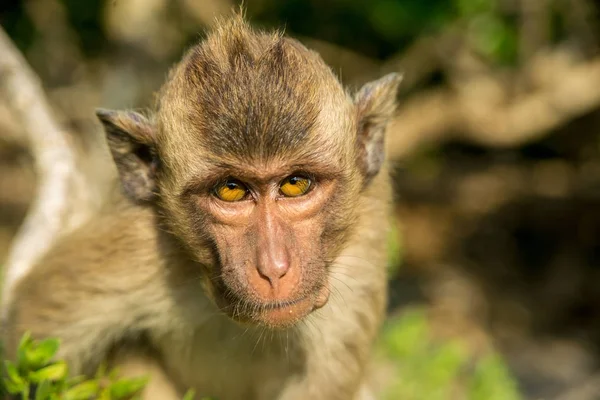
96;109;158;203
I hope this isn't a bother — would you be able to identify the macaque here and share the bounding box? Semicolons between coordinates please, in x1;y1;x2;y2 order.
2;15;401;400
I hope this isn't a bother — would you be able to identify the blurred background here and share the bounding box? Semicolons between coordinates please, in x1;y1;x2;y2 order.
1;0;600;398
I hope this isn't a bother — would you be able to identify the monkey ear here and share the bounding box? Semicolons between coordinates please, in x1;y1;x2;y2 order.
354;73;402;186
96;109;158;203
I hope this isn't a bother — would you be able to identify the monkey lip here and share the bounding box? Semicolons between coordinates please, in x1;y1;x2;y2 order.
262;295;310;310
221;284;330;329
252;284;330;328
255;294;316;328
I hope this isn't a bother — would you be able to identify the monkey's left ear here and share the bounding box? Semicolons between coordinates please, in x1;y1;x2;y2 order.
354;72;402;186
95;109;158;203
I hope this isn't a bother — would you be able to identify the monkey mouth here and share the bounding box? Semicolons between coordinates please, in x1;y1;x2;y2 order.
262;296;310;310
218;284;330;329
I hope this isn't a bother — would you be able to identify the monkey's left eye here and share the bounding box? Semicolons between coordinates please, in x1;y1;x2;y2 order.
280;175;312;197
215;179;249;202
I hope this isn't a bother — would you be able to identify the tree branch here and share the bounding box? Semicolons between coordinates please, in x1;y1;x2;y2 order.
387;50;600;159
0;27;90;310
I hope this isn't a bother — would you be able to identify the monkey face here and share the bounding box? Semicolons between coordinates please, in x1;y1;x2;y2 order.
168;160;357;329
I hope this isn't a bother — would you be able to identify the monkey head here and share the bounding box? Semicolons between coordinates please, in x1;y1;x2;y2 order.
96;17;400;329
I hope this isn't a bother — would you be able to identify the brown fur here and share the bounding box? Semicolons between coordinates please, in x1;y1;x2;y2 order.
2;15;400;400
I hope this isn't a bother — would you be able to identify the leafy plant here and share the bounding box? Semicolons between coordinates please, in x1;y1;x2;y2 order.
0;332;211;399
1;332;147;400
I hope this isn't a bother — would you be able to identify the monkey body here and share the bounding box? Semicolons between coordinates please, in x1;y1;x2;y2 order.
3;15;399;400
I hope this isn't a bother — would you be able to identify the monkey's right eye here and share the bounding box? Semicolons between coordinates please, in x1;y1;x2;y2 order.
214;179;249;202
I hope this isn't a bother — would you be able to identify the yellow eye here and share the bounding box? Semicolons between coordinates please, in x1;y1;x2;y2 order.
280;175;312;197
215;180;248;202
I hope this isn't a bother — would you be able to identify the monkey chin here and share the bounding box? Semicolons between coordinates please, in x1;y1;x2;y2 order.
218;284;331;330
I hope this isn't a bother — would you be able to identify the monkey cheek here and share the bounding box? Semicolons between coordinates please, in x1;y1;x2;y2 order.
313;283;330;310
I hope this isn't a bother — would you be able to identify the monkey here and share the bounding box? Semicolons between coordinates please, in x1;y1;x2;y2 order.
2;15;401;400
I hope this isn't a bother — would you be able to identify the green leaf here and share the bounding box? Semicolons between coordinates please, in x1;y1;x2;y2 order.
182;389;196;400
97;386;112;400
17;331;33;370
4;360;25;389
109;376;148;399
108;367;121;381
469;354;521;400
17;332;32;350
3;378;25;395
34;380;53;400
95;362;108;380
25;338;60;369
63;380;101;400
29;361;68;382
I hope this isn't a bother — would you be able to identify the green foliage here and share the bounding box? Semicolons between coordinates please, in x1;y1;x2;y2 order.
1;333;148;400
378;308;522;400
453;0;519;64
0;333;216;400
387;219;403;275
469;354;522;400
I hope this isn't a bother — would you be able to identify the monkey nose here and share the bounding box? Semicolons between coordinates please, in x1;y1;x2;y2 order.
256;259;290;290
